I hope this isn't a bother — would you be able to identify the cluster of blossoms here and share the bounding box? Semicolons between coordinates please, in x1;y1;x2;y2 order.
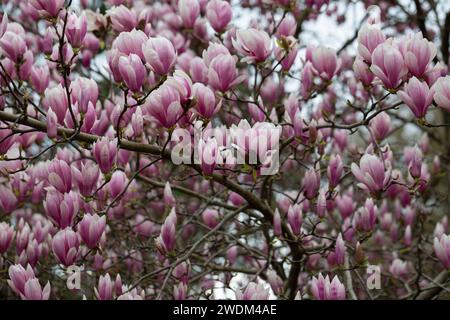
0;0;449;300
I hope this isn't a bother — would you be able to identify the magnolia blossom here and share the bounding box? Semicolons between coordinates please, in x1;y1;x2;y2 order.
351;154;391;193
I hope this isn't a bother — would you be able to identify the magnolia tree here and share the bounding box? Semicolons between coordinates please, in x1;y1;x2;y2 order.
0;0;449;301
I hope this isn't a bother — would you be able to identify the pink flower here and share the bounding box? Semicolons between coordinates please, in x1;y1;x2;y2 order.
327;154;343;189
108;170;128;199
43;188;79;228
78;213;106;249
397;77;434;118
389;259;409;278
197;137;218;176
142;37;177;76
8;264;51;300
369;112;391;141
92;137;117;173
202;208;220;229
232;28;272;63
310;46;340;80
404;33;436;77
434;234;450;269
43;84;68;123
52;228;80;266
236;282;270;300
118;54;147;92
370;42;406;89
0;185;18;214
0;31;27;63
208;53;244;92
111;29;148;60
65;12;87;48
287;203;302;236
353;57;374;86
95;274;114;300
178;0;200;29
433;76;450;112
72;162;100;196
303;167;320;199
107;5;138;32
47;159;72;193
30;65;50;94
357;24;385;63
70;77;99;114
351;154;391;193
276;15;296;38
157;208;177;254
144;84;183;128
30;0;64;17
353;198;377;232
164;182;176;208
311;273;346;300
0;222;14;254
273;208;282;236
193;83;220;119
206;0;232;33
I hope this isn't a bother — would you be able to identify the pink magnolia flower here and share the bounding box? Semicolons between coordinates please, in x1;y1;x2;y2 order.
197;137;218;176
70;77;99;114
236;282;270;300
65;12;87;48
193;83;220;119
118;54;147;92
434;234;450;269
303;167;320;199
92;137;117;173
370;42;406;89
206;0;232;33
72;162;100;196
353;57;374;86
404;33;436;77
433;76;450;112
327;154;343;189
351;154;391;193
310;46;340;80
357;24;385;63
369;112;391;141
29;0;64;17
397;77;434;118
30;65;50;94
47;159;72;194
311;273;346;300
0;185;18;214
0;222;14;254
0;31;27;63
207;54;243;93
52;228;80;266
276;15;296;38
111;29;148;60
142;37;177;76
232;28;272;63
287;203;302;236
389;259;409;278
144;84;183;128
78;213;106;249
108;170;128;198
178;0;200;29
43;84;68;123
157;208;177;254
107;5;138;32
43;188;79;229
8;264;51;300
164;182;176;208
95;274;114;300
202;208;220;229
273;208;282;236
353;198;377;232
